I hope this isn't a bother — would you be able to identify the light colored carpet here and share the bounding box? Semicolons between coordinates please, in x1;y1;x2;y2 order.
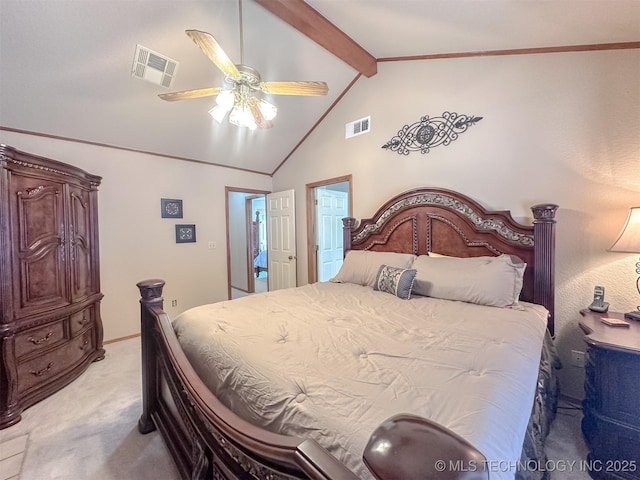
545;399;591;479
0;337;590;480
0;433;27;480
231;274;268;299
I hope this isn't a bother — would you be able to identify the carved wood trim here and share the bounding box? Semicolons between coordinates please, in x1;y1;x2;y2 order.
351;191;533;247
3;156;101;187
155;346;209;477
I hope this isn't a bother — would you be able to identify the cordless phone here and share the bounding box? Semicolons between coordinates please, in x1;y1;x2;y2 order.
588;286;610;313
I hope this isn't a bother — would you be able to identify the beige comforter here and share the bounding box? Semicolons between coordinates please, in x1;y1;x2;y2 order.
174;281;549;479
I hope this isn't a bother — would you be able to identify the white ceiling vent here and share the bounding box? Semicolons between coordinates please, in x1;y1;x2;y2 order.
131;45;178;89
345;116;371;139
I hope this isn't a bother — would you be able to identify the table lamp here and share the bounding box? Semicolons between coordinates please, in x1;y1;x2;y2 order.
609;207;640;321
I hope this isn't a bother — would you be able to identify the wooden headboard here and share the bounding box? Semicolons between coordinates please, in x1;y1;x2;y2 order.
342;188;558;335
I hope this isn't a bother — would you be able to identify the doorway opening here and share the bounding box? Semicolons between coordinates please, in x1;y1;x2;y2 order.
225;187;269;300
248;195;268;294
305;175;352;284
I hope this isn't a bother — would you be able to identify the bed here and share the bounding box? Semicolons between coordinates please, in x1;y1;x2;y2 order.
136;187;559;480
254;250;268;278
252;211;268;278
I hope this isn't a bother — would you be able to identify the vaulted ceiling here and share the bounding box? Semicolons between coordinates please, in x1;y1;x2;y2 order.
1;1;638;175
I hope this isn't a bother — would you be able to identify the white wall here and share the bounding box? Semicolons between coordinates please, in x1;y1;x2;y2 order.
0;130;272;342
229;191;249;291
273;49;640;399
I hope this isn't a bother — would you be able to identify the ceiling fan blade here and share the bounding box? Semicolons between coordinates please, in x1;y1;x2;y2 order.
186;30;240;79
248;98;274;129
158;87;222;102
260;81;328;96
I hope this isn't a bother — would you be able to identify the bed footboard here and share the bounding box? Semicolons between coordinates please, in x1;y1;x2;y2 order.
136;279;359;480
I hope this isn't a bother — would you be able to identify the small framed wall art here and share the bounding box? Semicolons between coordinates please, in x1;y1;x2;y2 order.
161;198;183;218
175;224;196;243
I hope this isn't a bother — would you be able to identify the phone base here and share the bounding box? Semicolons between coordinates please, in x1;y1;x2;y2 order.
588;302;610;313
624;311;640;322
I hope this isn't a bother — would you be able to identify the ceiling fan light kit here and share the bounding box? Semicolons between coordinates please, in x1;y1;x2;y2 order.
208;66;278;130
159;0;327;130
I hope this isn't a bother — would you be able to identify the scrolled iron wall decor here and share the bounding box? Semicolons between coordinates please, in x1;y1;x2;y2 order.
382;112;482;155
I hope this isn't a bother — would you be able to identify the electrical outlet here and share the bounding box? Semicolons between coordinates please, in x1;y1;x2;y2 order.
571;350;585;367
171;299;177;307
208;241;216;249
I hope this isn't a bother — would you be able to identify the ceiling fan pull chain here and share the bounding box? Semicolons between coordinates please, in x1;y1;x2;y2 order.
238;0;244;65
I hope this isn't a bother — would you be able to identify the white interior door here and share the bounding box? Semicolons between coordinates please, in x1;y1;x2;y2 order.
316;189;348;282
266;189;296;291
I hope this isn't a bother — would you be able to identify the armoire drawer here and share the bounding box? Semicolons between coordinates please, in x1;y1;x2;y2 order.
69;306;94;336
14;319;67;358
16;329;95;394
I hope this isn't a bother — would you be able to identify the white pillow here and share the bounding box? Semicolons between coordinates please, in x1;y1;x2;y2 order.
330;250;417;287
411;254;526;307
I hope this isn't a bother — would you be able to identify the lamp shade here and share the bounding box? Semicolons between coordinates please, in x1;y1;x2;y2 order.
610;207;640;253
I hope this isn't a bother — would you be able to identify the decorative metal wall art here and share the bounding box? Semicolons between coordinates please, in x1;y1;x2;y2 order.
382;112;482;155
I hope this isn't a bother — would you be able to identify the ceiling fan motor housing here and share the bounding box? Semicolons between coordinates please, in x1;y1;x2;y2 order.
229;64;262;90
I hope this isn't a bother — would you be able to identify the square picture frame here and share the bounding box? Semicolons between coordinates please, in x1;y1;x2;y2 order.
161;198;183;218
175;224;196;243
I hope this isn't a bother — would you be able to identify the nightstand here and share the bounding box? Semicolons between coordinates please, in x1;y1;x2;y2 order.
579;309;640;480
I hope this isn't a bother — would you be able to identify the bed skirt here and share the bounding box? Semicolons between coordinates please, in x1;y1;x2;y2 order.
518;330;562;480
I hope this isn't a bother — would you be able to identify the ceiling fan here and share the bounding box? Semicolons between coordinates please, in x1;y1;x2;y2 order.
158;1;328;130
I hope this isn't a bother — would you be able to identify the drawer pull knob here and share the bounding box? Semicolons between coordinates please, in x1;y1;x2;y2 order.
80;340;89;350
28;332;53;345
78;316;90;326
30;362;53;377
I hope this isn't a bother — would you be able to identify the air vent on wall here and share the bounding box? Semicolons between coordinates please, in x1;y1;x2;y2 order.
345;116;371;139
131;45;178;89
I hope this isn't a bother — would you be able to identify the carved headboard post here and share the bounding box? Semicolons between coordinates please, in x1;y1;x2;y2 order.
342;217;357;256
531;204;558;336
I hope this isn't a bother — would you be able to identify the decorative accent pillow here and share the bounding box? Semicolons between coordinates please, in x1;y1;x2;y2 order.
330;250;416;287
373;265;417;300
410;254;527;307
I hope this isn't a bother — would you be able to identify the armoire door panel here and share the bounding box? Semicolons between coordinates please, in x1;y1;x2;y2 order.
20;249;67;310
68;186;94;301
11;176;68;315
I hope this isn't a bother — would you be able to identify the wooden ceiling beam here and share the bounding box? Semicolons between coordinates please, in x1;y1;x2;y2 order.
253;0;377;77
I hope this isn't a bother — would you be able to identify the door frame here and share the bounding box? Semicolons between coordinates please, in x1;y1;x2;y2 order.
305;175;352;284
225;186;270;300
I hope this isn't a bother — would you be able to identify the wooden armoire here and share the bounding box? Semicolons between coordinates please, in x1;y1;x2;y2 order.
0;145;104;429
